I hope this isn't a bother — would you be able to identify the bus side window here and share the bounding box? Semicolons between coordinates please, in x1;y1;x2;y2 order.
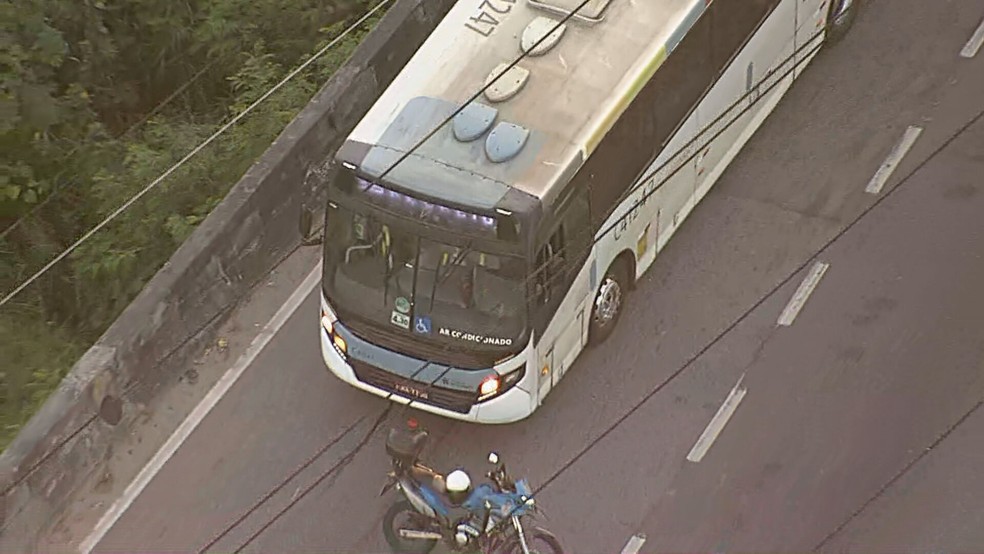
547;226;566;277
534;226;566;305
533;246;548;303
709;0;774;73
531;188;591;340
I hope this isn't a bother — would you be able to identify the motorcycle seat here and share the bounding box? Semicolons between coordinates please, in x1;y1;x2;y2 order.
409;464;446;494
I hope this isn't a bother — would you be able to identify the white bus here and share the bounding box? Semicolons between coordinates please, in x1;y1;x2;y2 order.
319;0;858;423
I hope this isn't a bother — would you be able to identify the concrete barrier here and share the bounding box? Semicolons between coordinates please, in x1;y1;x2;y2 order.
0;0;456;547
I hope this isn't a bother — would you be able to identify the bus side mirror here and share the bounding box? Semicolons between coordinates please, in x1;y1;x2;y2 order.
299;206;322;246
496;215;519;242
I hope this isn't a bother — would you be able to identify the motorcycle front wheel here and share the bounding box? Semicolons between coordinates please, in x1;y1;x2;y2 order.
381;499;438;554
500;526;564;554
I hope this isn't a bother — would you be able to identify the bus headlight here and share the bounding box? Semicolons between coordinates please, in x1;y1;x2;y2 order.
479;375;500;399
476;366;525;402
322;307;345;358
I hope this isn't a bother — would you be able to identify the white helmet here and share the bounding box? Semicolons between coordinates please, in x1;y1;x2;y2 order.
445;469;472;505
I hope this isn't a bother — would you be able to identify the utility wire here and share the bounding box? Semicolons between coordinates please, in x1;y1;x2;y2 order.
488;102;984;535
208;10;827;549
193;3;905;549
227;406;394;554
203;0;980;546
814;398;984;550
321;0;605;440
383;22;830;416
1;221;323;499
194;414;368;552
3;0;392;496
0;59;221;242
194;356;446;553
1;1;391;499
0;0;394;309
195;1;598;551
369;0;595;187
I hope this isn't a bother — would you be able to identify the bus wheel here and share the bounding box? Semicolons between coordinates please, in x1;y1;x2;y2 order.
588;258;629;347
826;0;858;43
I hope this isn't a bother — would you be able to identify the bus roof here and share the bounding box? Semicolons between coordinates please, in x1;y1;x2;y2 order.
339;0;701;212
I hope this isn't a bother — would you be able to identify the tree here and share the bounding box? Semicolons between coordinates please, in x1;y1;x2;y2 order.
0;0;386;451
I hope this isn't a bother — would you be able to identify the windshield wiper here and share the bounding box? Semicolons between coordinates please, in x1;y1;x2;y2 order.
437;244;473;284
407;235;423;316
428;242;473;311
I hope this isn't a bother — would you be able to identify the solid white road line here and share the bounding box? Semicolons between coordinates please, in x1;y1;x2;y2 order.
686;374;748;463
865;125;923;195
777;261;830;327
620;533;647;554
960;17;984;58
79;265;321;554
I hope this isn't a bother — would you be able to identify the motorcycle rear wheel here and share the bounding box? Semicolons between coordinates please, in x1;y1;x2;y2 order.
382;499;438;554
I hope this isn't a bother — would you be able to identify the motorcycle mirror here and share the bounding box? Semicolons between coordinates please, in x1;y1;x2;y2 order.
487;452;499;465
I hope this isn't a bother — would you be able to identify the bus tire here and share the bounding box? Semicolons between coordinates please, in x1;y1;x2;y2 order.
588;257;630;347
825;0;858;43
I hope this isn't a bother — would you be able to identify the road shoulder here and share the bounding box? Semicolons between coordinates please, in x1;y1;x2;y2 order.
28;244;322;553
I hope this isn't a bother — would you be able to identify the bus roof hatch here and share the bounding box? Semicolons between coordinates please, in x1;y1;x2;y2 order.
521;16;567;56
483;63;530;103
486;122;530;163
453;102;498;142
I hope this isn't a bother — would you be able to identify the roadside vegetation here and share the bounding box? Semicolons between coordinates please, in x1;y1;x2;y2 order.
0;0;387;451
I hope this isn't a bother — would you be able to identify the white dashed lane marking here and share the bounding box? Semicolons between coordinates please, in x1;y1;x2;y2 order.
686;374;748;463
959;17;984;58
777;261;830;327
621;533;647;554
865;125;923;195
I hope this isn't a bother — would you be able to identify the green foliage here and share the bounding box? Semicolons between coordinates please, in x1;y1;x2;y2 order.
0;0;388;452
0;312;88;448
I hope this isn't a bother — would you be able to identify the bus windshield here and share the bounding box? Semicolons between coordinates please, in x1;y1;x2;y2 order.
323;202;527;360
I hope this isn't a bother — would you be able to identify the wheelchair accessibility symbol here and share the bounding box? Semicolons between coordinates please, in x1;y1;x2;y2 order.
413;316;432;335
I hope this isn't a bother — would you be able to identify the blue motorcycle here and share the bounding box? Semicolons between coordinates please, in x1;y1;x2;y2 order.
380;420;564;554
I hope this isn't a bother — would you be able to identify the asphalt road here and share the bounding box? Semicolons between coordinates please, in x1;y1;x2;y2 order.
92;1;984;552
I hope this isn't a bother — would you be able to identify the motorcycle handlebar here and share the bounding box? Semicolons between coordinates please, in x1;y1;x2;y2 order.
487;464;515;492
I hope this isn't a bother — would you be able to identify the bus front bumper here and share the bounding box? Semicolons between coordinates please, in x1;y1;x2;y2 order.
320;327;535;424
